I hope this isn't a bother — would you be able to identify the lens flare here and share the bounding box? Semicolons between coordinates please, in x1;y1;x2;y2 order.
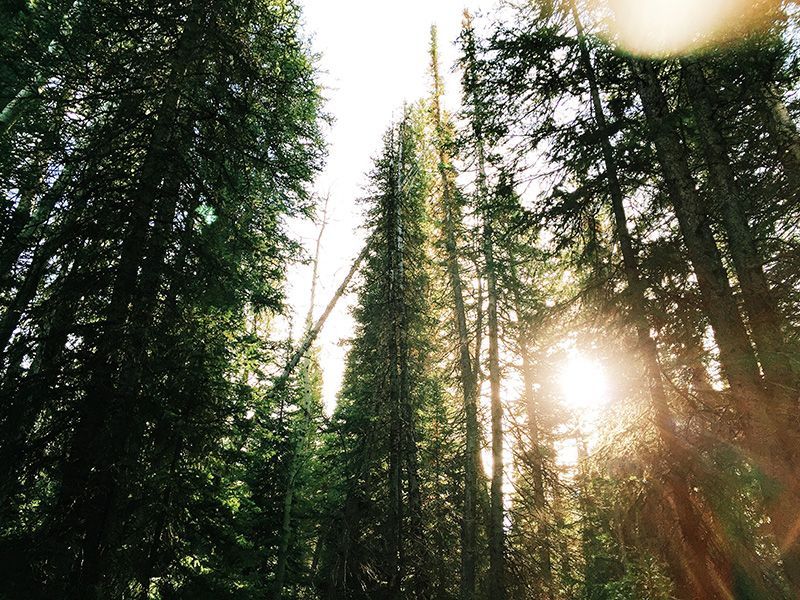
599;0;777;57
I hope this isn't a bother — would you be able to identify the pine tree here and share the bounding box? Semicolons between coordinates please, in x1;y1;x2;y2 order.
316;110;448;599
459;14;506;599
428;26;484;600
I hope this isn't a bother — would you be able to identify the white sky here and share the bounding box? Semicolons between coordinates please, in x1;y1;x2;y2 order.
286;0;496;413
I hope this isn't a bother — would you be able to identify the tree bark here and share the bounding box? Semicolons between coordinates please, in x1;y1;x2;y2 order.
386;123;405;599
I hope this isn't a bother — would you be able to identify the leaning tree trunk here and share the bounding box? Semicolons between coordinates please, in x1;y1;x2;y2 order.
0;0;85;136
633;57;800;596
631;60;765;418
568;9;737;596
682;57;797;410
271;244;367;395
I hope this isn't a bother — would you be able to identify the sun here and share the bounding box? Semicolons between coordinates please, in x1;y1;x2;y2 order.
557;353;609;412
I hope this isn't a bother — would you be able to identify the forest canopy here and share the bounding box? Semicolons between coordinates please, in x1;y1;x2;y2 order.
1;0;799;599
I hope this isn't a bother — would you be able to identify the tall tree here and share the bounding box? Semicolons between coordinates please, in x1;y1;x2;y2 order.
0;0;323;597
428;26;483;600
460;12;506;600
316;110;446;599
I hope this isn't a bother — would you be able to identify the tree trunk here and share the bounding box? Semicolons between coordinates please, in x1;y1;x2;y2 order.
568;12;736;597
0;237;85;506
0;79;43;136
631;59;765;420
483;171;505;600
429;28;481;600
682;57;797;411
271;244;366;394
633;57;800;596
0;193;33;282
0;183;85;356
760;84;800;198
461;13;505;597
274;198;329;599
519;328;553;596
0;0;84;135
385;124;405;599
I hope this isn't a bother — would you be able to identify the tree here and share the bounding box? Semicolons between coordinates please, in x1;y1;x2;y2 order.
428;26;483;600
316;110;454;599
460;13;507;599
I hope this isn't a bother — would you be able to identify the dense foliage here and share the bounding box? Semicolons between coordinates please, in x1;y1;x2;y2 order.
0;0;323;597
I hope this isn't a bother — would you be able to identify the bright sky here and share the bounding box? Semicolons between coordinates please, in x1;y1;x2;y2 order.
286;0;495;413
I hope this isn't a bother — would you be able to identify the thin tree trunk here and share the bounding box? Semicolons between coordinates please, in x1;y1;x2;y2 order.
385;123;405;599
0;238;84;506
274;450;301;598
271;244;366;394
0;0;84;135
461;12;506;594
0;77;44;136
402;359;427;599
429;28;480;600
0;193;33;282
760;84;800;196
274;196;329;599
0;182;84;356
483;162;505;600
519;323;553;596
0;164;70;284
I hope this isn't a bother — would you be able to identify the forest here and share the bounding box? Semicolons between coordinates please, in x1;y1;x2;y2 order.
1;0;799;598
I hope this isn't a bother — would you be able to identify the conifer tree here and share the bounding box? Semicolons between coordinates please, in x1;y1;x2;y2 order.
459;14;506;599
316;110;450;599
428;26;484;600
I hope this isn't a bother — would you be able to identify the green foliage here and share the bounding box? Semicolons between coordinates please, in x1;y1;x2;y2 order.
0;0;323;597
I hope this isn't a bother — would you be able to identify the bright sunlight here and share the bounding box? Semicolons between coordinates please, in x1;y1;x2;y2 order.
557;353;609;412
